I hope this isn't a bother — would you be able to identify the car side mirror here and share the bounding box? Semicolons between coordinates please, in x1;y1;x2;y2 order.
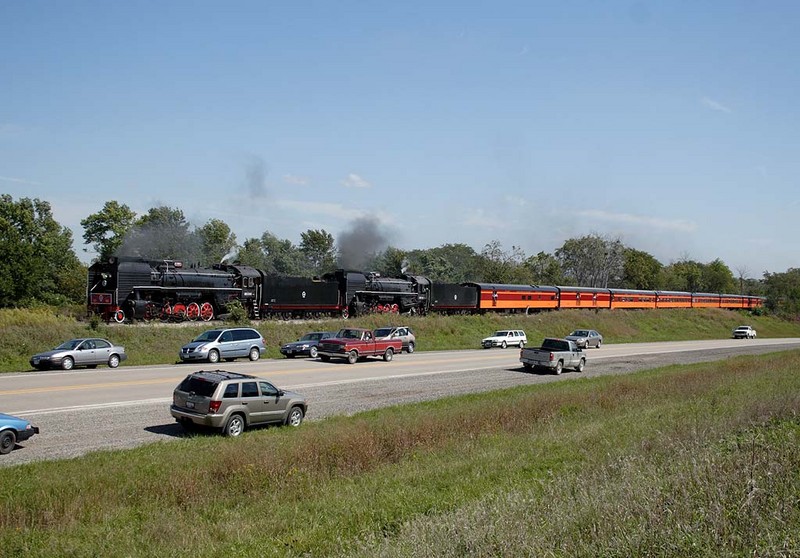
278;390;285;396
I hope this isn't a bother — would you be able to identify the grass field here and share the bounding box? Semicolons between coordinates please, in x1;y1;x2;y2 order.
2;306;799;372
1;351;798;557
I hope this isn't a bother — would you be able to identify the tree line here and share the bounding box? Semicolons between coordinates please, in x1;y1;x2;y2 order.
2;195;792;315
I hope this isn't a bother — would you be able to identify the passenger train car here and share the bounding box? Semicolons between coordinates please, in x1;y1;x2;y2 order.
87;256;765;323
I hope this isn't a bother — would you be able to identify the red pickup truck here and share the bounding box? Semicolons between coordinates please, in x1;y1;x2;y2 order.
317;328;403;364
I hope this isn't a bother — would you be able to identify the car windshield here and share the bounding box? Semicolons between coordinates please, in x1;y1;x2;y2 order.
570;330;589;336
55;339;84;350
374;328;393;337
300;333;322;341
494;331;509;336
193;330;222;342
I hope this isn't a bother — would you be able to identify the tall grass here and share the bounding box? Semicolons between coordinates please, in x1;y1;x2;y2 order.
1;351;798;556
3;306;798;372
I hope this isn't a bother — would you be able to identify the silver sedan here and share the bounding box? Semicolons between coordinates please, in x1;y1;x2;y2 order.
565;329;603;349
29;338;128;370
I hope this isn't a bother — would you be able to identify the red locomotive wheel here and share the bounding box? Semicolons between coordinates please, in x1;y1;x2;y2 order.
160;304;172;322
200;302;214;321
391;303;399;313
113;309;125;323
186;302;200;320
172;303;187;321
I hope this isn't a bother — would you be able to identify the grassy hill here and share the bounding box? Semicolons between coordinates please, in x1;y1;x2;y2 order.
1;350;798;556
2;306;799;372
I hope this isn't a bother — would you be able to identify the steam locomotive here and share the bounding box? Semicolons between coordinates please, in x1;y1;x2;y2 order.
87;256;764;323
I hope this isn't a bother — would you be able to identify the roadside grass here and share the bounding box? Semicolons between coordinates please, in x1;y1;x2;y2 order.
1;351;798;557
2;306;798;372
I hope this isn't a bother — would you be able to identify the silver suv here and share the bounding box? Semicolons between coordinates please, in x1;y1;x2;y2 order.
373;326;416;353
179;327;266;363
170;370;307;436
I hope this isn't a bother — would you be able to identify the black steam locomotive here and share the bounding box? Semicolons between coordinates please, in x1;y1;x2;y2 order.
87;256;764;323
87;257;432;322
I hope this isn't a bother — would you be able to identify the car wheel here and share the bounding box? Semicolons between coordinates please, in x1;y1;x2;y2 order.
61;356;74;370
286;406;304;427
108;354;120;368
207;350;220;364
383;347;394;362
575;358;585;373
0;431;16;454
501;341;507;349
347;350;358;365
223;414;245;437
596;340;602;349
554;361;563;375
309;346;318;359
248;347;260;361
519;341;525;349
407;341;415;354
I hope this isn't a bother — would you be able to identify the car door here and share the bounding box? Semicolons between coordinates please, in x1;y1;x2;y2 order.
218;330;235;359
90;339;112;365
253;381;287;424
74;339;95;366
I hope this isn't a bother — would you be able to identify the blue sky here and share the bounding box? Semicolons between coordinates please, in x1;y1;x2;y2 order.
1;1;797;276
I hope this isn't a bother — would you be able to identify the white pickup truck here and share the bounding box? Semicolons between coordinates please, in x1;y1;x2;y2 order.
519;338;586;375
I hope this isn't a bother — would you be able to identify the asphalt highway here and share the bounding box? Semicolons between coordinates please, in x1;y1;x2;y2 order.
2;338;799;467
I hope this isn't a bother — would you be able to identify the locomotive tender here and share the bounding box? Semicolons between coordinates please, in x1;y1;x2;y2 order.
87;256;764;323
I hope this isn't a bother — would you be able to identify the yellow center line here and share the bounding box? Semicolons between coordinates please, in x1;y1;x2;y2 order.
0;353;521;396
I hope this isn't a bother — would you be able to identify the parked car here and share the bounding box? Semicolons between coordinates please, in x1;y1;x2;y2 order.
280;331;335;358
29;338;127;370
1;413;40;455
179;327;266;363
373;326;416;353
565;329;603;349
170;370;308;436
732;325;757;339
481;330;527;349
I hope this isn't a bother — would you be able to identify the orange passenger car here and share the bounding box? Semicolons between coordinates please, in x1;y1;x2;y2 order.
609;289;657;309
556;286;611;309
656;291;693;308
466;283;559;312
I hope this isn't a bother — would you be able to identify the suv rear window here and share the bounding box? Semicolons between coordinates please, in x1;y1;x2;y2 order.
178;376;218;397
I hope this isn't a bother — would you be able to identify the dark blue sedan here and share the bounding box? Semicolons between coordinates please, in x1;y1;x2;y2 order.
1;413;40;455
280;331;336;358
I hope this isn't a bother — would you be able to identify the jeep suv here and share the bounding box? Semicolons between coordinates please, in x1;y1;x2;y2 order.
170;370;307;436
179;327;266;363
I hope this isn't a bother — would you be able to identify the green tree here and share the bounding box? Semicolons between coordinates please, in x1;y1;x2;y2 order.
662;259;703;292
763;268;800;316
555;234;624;287
477;240;527;283
237;237;268;269
372;246;407;277
299;229;337;275
0;195;85;306
197;218;237;265
80;201;137;261
260;232;302;275
701;259;736;293
523;251;565;285
622;248;663;289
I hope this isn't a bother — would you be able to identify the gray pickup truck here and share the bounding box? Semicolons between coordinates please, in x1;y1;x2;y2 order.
519;338;586;374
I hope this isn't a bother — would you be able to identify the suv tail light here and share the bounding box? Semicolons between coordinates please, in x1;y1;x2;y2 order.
208;400;222;413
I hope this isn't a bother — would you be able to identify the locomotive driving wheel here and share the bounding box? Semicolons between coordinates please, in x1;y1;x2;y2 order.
113;309;125;323
159;303;172;322
172;303;187;321
199;302;214;321
186;302;201;320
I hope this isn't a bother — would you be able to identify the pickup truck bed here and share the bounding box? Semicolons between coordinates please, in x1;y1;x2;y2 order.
519;338;586;375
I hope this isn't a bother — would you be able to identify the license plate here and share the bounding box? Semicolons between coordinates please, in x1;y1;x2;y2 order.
186;401;195;409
